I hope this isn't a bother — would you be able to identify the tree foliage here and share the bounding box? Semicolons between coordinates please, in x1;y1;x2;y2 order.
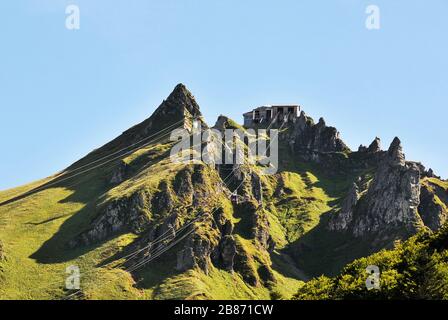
294;225;448;300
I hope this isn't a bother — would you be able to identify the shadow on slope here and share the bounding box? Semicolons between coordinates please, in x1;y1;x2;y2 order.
28;171;111;263
29;145;173;264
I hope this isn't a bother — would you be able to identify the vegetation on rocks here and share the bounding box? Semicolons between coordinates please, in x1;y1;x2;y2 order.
1;84;446;300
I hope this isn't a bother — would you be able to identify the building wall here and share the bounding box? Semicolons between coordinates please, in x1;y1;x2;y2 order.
243;105;300;127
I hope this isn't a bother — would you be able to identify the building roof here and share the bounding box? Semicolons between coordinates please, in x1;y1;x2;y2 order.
243;104;299;116
271;104;299;108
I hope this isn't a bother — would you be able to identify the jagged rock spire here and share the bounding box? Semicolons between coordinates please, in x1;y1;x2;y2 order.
359;137;382;153
367;137;381;153
387;137;405;166
317;117;326;127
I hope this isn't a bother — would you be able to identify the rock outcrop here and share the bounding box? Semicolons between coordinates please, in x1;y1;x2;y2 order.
287;112;349;155
70;190;152;247
55;84;448;293
109;161;128;184
213;235;237;271
175;227;218;275
328;138;426;240
367;137;382;153
358;137;382;153
71;163;222;248
328;182;360;231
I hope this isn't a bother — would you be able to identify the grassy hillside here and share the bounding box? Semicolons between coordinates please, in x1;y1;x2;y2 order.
0;166;144;299
0;141;307;300
3;111;440;300
0;135;355;299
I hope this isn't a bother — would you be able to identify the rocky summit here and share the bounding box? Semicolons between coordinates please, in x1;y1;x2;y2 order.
0;84;447;300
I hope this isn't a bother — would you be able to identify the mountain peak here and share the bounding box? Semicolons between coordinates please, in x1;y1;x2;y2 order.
167;83;189;102
67;84;203;170
174;82;187;91
163;83;201;118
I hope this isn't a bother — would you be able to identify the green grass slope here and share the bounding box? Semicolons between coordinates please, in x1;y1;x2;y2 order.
0;140;306;300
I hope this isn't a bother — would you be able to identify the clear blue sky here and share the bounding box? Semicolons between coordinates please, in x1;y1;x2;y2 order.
0;0;447;190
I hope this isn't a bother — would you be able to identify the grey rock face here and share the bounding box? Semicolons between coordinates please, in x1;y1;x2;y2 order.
173;168;194;201
175;219;228;274
328;182;360;231
176;247;195;271
109;161;128;184
215;235;237;271
71;191;151;247
387;137;405;166
241;201;275;252
212;208;234;236
172;173;273;277
290;113;349;154
152;181;175;214
163;83;202;121
328;138;425;239
177;231;216;275
250;172;263;205
367;137;382;153
278;111;350;170
351;161;422;237
141;83;204;135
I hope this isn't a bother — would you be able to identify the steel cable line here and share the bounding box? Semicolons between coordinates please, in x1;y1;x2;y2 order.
63;118;187;175
231;112;289;195
0;122;187;207
63;118;286;299
63;219;201;300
